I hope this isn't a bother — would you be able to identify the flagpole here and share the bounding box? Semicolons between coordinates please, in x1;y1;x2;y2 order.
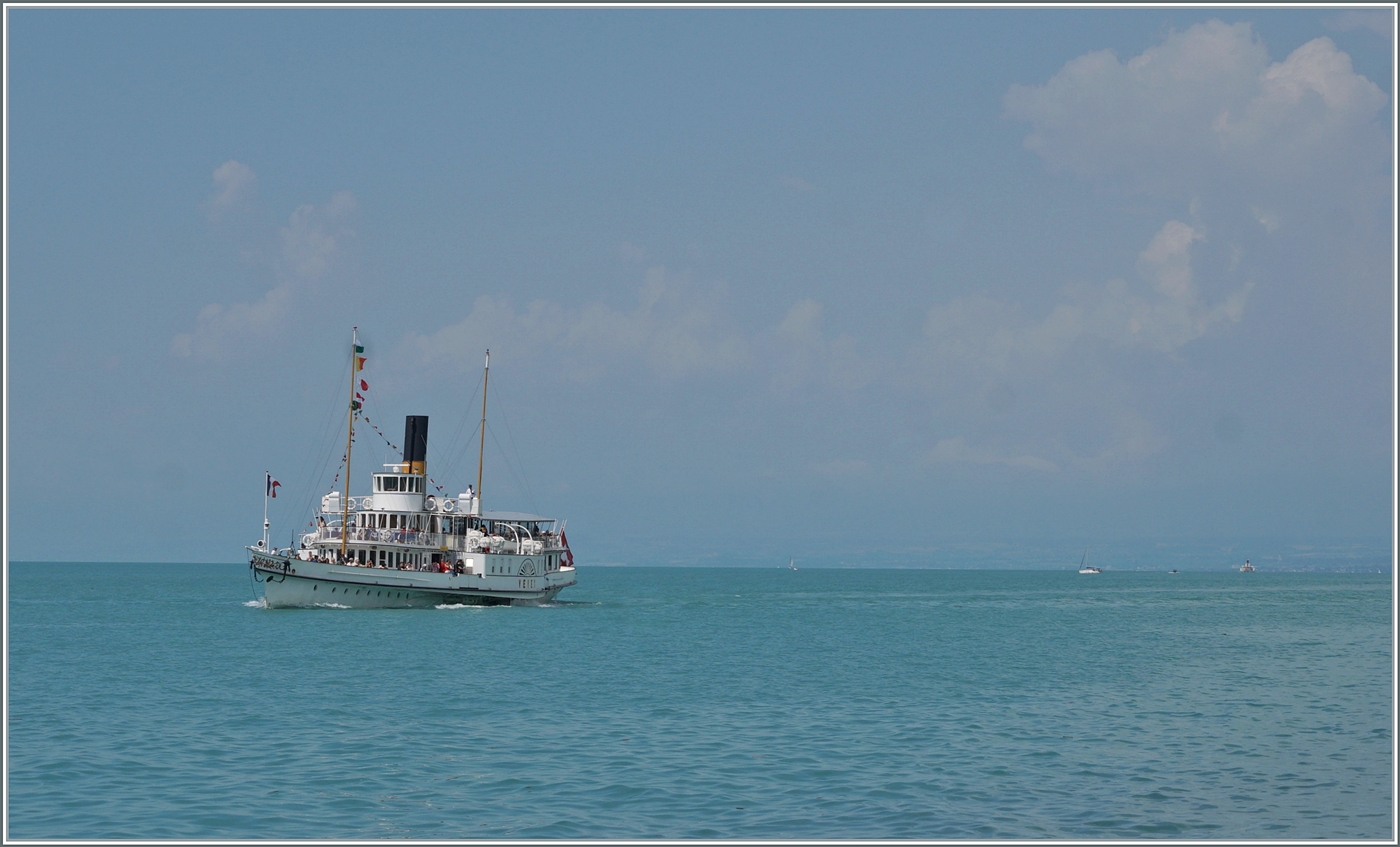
263;471;270;550
342;327;359;561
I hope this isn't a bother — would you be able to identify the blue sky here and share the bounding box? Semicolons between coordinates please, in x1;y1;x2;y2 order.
6;7;1394;566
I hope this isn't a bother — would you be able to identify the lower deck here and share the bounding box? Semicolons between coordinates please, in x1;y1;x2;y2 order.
250;551;575;609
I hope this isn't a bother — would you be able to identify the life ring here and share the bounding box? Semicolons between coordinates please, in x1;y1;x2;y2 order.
441;500;455;513
424;496;437;511
377;529;391;542
360;497;373;510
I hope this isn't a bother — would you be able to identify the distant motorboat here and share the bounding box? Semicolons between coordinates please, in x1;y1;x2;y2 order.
1169;569;1179;574
1240;559;1255;572
1078;549;1101;574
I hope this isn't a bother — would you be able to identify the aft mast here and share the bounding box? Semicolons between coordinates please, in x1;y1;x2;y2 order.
476;349;489;513
342;328;364;559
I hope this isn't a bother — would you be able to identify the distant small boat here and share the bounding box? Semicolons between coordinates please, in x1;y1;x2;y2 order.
1169;569;1179;574
788;557;798;571
1240;559;1255;572
1078;549;1101;574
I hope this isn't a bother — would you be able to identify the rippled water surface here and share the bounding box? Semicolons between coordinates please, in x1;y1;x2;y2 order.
7;564;1393;838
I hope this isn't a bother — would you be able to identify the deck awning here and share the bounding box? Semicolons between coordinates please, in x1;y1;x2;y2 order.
480;510;554;523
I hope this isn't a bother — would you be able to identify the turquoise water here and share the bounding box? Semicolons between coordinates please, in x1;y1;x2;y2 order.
7;564;1393;839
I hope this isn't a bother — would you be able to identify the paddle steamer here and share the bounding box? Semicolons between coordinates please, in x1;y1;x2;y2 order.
250;331;577;607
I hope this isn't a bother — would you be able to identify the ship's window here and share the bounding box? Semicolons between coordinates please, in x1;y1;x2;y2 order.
313;585;317;591
384;476;399;492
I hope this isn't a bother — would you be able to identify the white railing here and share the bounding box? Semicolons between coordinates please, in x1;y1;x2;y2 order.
339;496;474;514
310;527;442;548
304;527;566;555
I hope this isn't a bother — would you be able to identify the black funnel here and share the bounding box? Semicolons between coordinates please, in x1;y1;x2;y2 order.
403;415;428;474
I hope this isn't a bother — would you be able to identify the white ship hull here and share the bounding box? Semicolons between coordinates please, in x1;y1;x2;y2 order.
251;551;576;608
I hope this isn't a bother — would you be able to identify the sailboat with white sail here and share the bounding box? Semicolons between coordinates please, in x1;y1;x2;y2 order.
1078;549;1101;574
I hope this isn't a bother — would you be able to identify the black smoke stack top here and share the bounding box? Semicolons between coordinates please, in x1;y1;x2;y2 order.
403;415;429;475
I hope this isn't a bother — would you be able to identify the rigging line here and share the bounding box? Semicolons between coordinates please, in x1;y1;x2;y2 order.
490;383;538;513
449;421;482;498
443;419;482;498
487;422;538;516
359;394;392;484
299;404;358;533
293;353;353;532
298;419;347;535
436;371;484;488
292;364;349;527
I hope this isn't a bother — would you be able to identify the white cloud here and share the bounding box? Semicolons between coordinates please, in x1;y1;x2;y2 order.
991;17;1387;480
206;160;256;220
899;219;1248;473
400;266;748;381
174;179;358;360
1250;205;1281;233
771;299;874;393
277;191;357;282
1003;21;1388;193
911;219;1250;377
170;285;292;360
